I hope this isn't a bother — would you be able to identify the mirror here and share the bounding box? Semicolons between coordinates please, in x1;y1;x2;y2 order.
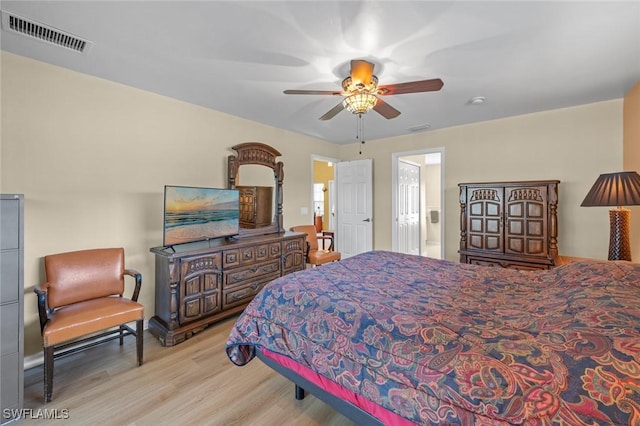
236;165;275;229
228;142;283;237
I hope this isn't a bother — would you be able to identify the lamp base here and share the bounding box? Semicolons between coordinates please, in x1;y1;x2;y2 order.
608;208;631;261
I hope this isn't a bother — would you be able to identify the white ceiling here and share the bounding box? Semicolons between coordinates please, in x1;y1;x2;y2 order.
1;1;639;144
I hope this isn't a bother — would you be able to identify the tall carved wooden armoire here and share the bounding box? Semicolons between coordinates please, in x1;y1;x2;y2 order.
459;180;559;270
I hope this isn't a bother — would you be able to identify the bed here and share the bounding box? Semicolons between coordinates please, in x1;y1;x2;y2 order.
226;250;640;425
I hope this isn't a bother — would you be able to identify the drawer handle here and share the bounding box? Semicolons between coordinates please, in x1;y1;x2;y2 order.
232;290;249;300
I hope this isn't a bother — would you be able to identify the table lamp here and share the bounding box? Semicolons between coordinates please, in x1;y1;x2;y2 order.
581;171;640;261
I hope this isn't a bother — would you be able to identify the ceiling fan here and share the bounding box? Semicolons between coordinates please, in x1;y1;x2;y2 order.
283;59;444;121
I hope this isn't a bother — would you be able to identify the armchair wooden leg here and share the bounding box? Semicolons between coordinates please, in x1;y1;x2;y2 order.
44;346;54;403
136;319;143;366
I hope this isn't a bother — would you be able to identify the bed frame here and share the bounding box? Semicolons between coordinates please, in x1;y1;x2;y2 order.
256;349;384;425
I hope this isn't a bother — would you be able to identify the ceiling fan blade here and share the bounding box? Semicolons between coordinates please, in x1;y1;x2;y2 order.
373;98;401;119
319;102;345;121
350;60;375;85
284;89;342;95
378;78;444;95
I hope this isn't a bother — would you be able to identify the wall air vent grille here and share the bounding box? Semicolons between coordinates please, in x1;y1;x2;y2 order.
0;10;93;54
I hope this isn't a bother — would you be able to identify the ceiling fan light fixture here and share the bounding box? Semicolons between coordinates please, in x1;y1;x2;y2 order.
343;93;378;114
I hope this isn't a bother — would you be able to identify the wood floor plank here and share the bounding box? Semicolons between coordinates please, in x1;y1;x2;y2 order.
21;317;355;425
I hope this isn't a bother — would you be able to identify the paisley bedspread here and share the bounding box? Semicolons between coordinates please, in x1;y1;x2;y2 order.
226;251;640;425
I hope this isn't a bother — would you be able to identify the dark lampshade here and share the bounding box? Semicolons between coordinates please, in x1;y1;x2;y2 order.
581;171;640;207
581;171;640;261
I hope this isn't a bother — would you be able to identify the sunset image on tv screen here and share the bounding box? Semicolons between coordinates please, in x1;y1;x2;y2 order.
163;186;239;246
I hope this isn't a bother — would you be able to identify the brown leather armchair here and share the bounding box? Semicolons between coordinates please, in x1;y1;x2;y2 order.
34;248;144;403
290;225;341;266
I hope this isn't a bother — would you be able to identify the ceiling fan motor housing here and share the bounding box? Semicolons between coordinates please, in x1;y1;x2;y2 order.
342;75;379;94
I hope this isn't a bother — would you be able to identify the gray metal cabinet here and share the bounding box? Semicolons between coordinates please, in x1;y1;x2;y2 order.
1;194;24;424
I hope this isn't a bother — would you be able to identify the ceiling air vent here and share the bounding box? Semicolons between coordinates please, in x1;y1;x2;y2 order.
1;10;93;54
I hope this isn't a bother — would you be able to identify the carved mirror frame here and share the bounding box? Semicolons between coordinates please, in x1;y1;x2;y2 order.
228;142;284;237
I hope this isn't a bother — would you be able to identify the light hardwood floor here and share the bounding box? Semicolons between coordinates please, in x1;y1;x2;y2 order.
20;317;354;425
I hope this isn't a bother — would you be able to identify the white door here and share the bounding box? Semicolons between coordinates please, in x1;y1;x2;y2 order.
336;159;373;258
398;160;420;255
328;180;336;231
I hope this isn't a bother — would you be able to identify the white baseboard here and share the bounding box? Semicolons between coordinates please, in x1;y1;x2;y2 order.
24;319;149;371
24;353;44;371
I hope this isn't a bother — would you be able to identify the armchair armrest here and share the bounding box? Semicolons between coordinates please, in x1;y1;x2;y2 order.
34;283;50;333
124;269;142;302
317;235;333;251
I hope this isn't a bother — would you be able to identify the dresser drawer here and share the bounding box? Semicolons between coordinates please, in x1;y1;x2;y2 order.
223;243;280;267
224;259;280;288
223;274;278;308
256;242;281;260
466;255;550;270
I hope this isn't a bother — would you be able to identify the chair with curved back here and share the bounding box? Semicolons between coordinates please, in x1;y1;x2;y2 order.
34;247;144;403
290;225;341;266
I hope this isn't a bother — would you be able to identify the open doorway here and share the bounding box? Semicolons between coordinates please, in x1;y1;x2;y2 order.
311;156;374;258
392;149;444;259
311;156;338;234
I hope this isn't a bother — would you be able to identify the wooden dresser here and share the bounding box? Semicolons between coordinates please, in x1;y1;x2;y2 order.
149;231;305;346
237;186;272;228
459;180;559;270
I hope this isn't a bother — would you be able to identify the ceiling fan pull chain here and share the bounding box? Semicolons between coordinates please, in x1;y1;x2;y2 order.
358;113;366;155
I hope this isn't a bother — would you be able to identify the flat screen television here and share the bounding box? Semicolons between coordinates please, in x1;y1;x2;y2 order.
163;185;240;247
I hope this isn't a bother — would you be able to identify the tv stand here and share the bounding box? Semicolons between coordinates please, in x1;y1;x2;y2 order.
149;231;305;346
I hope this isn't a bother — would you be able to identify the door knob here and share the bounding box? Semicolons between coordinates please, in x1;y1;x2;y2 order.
362;218;371;222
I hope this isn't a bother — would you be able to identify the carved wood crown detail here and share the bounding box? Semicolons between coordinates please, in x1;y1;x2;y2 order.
508;188;543;202
470;189;499;201
231;142;281;168
237;148;277;166
187;257;218;273
285;240;304;250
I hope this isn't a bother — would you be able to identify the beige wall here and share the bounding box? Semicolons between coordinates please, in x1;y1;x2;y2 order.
623;82;640;261
1;52;339;357
340;100;624;261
